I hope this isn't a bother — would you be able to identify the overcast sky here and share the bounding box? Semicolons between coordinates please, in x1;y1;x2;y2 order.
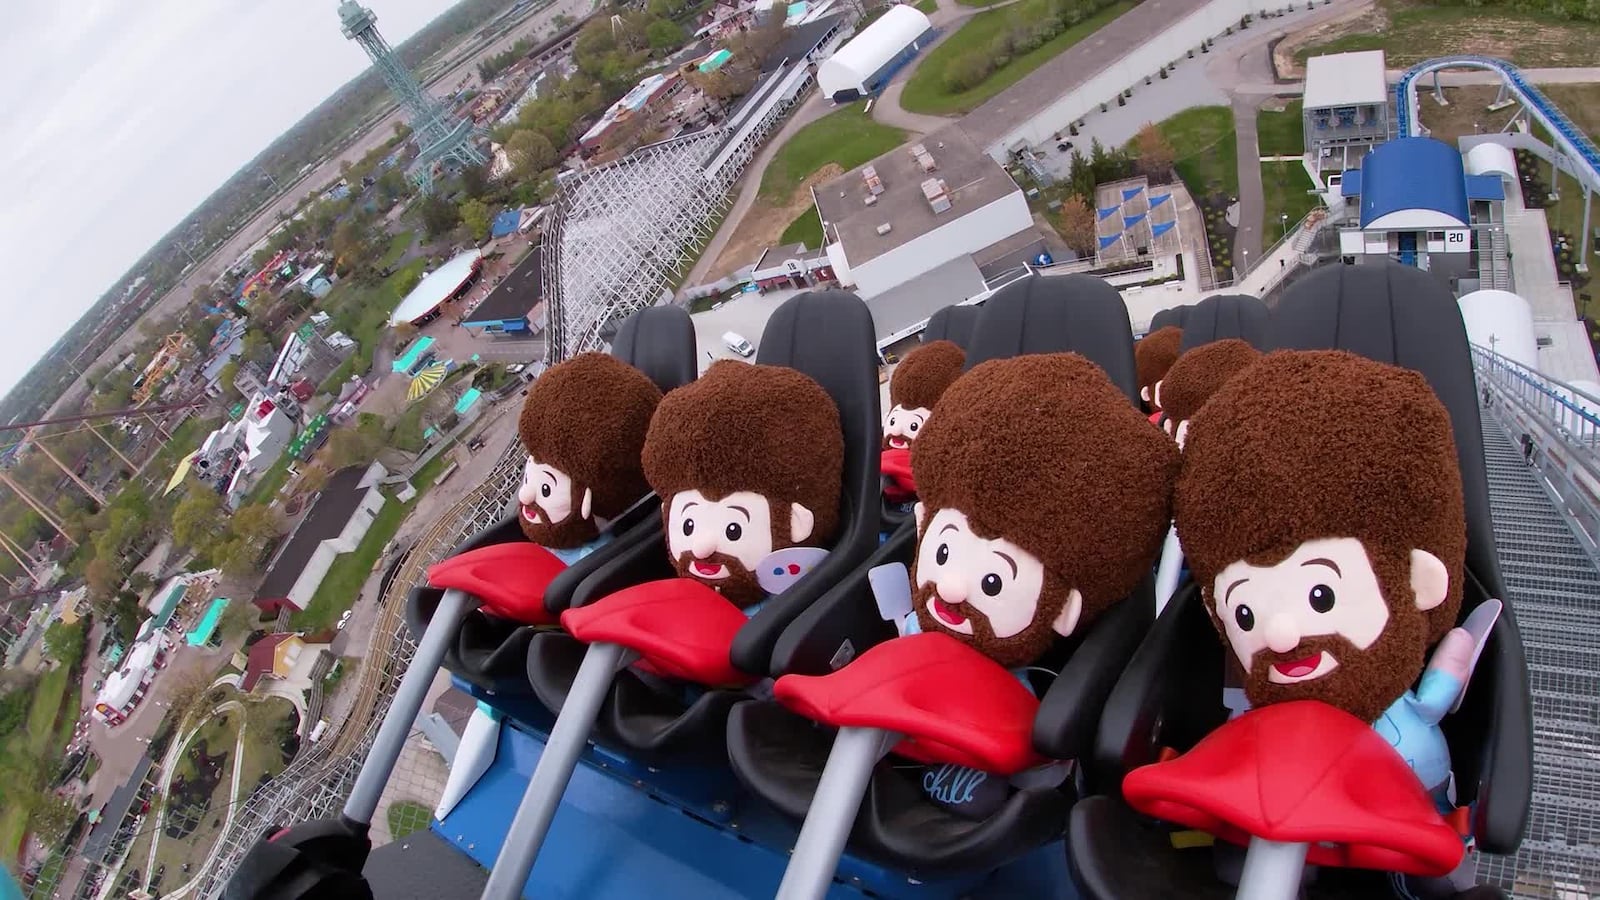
0;0;454;397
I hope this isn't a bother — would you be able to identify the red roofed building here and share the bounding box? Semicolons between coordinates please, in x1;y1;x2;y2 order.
241;633;306;692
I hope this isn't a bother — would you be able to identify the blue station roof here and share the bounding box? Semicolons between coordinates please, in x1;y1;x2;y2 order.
1355;137;1471;229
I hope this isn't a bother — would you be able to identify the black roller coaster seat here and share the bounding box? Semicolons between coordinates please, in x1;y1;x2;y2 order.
728;274;1156;877
1148;302;1192;334
922;303;983;350
1175;293;1272;353
523;289;883;761
1070;262;1531;899
402;305;697;698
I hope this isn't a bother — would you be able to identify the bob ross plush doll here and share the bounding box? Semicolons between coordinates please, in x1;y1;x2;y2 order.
882;340;966;506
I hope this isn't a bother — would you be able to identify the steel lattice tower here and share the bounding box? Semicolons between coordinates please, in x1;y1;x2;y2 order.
338;0;486;193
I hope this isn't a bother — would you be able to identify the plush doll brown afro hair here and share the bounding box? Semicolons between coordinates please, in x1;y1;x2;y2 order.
911;353;1182;667
1175;350;1466;723
1160;339;1263;428
643;360;844;548
518;352;662;545
890;340;966;412
1136;325;1183;409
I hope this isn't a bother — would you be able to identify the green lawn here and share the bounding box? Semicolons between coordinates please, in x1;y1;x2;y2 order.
1293;0;1600;68
377;230;416;270
410;443;459;494
320;257;431;389
153;711;242;880
914;0;938;11
1260;162;1320;240
0;650;81;864
238;697;297;789
900;1;1133;115
292;494;405;631
1158;106;1239;199
757;104;908;202
1256;99;1304;157
780;208;825;248
387;801;433;840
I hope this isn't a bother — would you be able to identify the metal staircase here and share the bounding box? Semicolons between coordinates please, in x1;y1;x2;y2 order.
1473;365;1600;897
1484;226;1512;291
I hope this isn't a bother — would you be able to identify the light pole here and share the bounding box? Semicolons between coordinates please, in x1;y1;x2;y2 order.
1281;213;1289;239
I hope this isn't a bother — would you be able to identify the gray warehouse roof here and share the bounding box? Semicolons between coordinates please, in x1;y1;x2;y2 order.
814;124;1018;266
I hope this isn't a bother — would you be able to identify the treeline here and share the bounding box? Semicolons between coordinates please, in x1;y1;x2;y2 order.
480;37;536;82
1422;0;1600;21
943;0;1127;93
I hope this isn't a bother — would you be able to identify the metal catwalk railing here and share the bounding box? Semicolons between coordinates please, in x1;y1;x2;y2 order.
1471;345;1600;897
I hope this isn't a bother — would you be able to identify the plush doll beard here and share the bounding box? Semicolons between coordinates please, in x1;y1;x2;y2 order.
910;574;1072;670
518;483;601;549
1238;606;1428;725
673;549;765;608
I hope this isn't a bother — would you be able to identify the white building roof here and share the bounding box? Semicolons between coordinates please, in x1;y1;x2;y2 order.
98;670;140;711
1459;290;1538;372
1302;50;1388;110
817;4;931;95
390;250;484;325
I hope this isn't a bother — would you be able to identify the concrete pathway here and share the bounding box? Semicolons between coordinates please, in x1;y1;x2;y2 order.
681;92;830;289
1232;97;1265;266
872;77;958;134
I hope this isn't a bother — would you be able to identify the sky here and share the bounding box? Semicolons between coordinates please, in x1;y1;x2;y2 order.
0;0;454;397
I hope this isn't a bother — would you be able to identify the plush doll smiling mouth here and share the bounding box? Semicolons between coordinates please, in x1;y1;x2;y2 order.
1267;648;1340;684
691;557;729;579
886;435;911;450
521;504;543;525
927;594;975;632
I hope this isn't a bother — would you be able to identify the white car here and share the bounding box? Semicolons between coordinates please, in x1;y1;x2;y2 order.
337;609;354;631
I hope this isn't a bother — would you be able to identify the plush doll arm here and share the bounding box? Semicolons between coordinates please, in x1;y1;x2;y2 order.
1414;628;1474;724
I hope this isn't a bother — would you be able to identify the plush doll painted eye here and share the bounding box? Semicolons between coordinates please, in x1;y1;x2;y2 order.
1136;325;1183;421
1176;350;1480;815
1157;339;1262;449
516;352;662;562
641;360;843;610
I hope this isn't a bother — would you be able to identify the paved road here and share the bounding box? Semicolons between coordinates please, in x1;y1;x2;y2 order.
1232;97;1264;264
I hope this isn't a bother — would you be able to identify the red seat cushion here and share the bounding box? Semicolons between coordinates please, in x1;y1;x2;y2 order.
881;448;917;503
427;542;567;625
773;631;1045;776
1122;700;1465;877
560;579;757;687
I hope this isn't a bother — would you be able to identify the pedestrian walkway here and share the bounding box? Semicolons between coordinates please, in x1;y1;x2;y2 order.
1232;97;1265;263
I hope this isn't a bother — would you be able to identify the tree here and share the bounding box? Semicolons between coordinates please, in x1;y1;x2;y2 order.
172;486;225;554
459;199;493;243
163;668;213;727
219;600;257;641
42;621;85;667
297;464;332;496
1056;195;1098;256
505;130;557;179
325;425;383;470
646;18;684;50
419;194;461;239
1133;123;1176;182
85;556;123;605
375;169;409;207
331;218;375;265
127;571;155;595
213;538;258;579
231;504;283;549
219;360;242;400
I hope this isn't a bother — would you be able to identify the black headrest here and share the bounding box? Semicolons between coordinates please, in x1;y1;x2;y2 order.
1177;294;1272;353
922;305;982;351
1271;263;1504;598
611;305;696;393
966;275;1138;404
1149;304;1191;333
